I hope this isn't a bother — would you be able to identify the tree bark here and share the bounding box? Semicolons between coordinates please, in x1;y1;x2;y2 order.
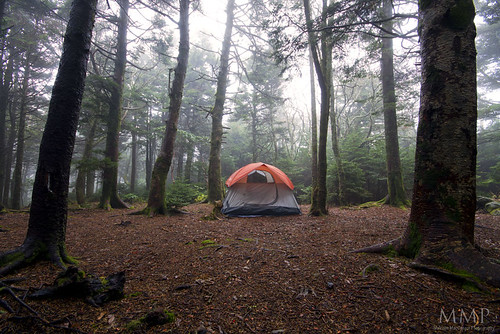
207;0;235;203
12;53;31;210
355;0;500;288
381;0;409;208
0;0;97;275
99;0;130;210
143;0;190;215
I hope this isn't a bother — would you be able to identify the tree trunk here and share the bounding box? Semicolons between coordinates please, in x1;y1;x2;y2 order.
355;0;500;288
0;55;13;206
309;49;318;207
143;0;190;215
0;0;97;275
3;96;16;205
130;121;137;193
184;140;193;183
330;82;344;205
76;119;97;205
99;0;129;210
251;90;258;162
176;146;184;180
145;108;153;191
12;53;31;210
207;0;235;203
304;0;330;215
381;0;409;208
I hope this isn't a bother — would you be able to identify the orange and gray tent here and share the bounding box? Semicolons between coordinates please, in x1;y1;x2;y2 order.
222;162;301;216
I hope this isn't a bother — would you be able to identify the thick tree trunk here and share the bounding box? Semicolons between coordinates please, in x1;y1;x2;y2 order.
76;119;97;205
12;54;31;210
0;0;6;210
0;0;97;275
143;0;190;215
381;0;409;208
207;0;235;203
99;0;129;210
0;55;13;206
355;0;500;288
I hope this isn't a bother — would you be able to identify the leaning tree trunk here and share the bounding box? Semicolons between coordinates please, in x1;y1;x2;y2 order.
99;0;129;210
381;0;409;208
142;0;190;216
11;53;31;210
0;0;97;275
355;0;500;288
207;0;235;203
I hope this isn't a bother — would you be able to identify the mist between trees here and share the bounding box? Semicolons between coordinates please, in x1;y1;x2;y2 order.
0;0;498;210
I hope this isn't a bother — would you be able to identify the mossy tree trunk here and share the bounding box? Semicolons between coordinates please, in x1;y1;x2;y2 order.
304;0;330;216
0;0;97;275
143;0;190;216
355;0;500;288
380;0;409;208
207;0;235;203
99;0;129;210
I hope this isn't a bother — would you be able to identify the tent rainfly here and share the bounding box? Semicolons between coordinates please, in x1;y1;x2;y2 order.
221;162;301;217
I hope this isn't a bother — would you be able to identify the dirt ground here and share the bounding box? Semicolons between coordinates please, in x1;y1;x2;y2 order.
0;204;499;333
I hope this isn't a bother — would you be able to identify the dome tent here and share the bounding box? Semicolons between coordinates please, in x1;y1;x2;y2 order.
221;162;301;217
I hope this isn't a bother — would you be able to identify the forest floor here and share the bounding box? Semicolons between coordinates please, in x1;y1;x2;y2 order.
0;204;500;333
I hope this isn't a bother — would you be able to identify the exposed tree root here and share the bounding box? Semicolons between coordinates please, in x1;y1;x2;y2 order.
353;221;500;288
0;242;75;277
351;238;401;254
132;205;168;217
407;262;493;293
359;196;410;209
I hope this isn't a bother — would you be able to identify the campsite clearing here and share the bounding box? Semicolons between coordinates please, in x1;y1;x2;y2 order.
1;204;499;333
